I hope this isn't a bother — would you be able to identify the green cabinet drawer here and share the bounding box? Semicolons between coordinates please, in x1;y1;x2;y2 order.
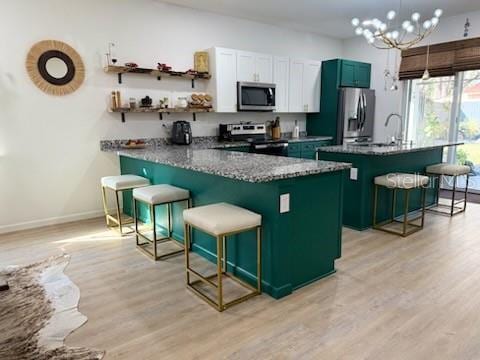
301;142;317;152
288;143;301;153
302;151;317;160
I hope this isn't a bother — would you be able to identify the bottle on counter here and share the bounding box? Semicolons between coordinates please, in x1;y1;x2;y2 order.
292;120;300;139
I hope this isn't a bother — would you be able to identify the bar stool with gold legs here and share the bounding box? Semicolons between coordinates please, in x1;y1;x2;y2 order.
101;175;150;235
426;163;470;216
183;202;262;312
133;184;191;260
373;173;429;237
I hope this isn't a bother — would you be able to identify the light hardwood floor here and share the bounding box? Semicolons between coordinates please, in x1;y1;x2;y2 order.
1;205;480;360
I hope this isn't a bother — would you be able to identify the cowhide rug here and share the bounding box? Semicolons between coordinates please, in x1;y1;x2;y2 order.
0;254;104;360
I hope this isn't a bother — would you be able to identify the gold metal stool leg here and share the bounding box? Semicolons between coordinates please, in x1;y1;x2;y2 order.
372;184;378;228
217;236;224;311
101;186;109;226
257;226;262;292
185;224;262;312
136;198;190;261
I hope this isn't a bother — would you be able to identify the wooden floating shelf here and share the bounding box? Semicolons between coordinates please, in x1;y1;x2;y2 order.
104;65;211;87
109;107;213;122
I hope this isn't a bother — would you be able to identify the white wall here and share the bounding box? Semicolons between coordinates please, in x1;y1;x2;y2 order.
342;10;480;142
0;0;342;233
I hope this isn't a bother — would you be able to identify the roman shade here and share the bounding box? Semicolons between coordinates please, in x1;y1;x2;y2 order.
399;37;480;80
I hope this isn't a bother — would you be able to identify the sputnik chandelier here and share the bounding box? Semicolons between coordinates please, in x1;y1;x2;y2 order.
351;7;443;50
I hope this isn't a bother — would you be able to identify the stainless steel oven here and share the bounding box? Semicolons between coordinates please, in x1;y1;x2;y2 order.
237;82;275;111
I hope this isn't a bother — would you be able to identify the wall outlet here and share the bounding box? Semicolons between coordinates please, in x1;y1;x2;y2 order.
350;167;358;180
280;193;290;213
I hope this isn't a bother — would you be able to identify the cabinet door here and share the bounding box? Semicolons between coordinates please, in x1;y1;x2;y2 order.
303;60;321;113
340;60;356;87
289;59;305;113
255;54;273;83
273;56;289;113
355;62;371;88
216;48;238;112
237;51;256;82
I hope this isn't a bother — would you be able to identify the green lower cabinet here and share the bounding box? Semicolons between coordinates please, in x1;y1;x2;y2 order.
317;148;443;230
288;140;331;159
119;155;345;299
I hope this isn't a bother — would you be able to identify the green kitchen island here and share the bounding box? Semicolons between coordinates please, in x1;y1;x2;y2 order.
115;146;350;299
317;141;462;231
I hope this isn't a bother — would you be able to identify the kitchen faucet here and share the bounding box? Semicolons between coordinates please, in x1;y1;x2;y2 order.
385;113;403;144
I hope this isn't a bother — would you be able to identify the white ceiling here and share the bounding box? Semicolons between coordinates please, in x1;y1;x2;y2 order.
158;0;480;39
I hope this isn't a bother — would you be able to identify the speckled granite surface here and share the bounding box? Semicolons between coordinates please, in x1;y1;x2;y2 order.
317;141;463;156
116;148;350;183
100;135;333;151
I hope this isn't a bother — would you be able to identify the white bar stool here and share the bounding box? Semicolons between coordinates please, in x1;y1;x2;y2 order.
183;202;262;312
101;175;150;235
133;184;191;260
426;163;470;216
373;173;429;237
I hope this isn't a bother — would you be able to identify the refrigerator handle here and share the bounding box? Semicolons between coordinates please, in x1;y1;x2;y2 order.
361;92;367;131
356;93;362;131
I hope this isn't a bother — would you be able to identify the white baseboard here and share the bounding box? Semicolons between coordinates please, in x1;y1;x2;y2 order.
0;209;111;235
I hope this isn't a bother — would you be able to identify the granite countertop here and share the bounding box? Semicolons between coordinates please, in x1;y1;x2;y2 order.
117;147;350;183
317;141;464;156
100;135;333;152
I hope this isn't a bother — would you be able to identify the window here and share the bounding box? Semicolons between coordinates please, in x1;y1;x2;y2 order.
404;71;480;193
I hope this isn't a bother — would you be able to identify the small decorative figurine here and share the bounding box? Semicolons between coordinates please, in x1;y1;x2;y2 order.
157;63;172;72
194;51;209;73
125;62;138;68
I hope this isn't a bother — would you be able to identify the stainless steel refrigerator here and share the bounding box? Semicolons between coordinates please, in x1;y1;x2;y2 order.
337;88;375;144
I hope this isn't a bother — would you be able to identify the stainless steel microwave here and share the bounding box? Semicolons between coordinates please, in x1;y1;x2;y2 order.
237;81;276;111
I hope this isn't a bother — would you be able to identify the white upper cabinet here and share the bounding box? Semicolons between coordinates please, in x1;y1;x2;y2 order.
237;51;273;83
207;47;238;112
288;59;321;113
236;51;256;82
304;60;321;113
289;59;305;113
255;54;273;83
273;56;290;113
208;47;320;113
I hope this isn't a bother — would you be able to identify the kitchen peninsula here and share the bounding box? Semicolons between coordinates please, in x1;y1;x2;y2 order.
317;141;463;230
102;139;350;299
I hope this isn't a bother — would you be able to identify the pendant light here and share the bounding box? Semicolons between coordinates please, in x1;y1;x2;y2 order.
422;45;430;80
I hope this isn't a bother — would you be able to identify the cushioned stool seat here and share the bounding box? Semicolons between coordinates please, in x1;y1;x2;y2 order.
426;163;470;176
374;173;429;189
101;175;150;190
426;163;470;216
133;184;190;205
183;202;262;236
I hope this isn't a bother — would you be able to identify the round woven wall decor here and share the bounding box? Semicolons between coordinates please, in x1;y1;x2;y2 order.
26;40;85;96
